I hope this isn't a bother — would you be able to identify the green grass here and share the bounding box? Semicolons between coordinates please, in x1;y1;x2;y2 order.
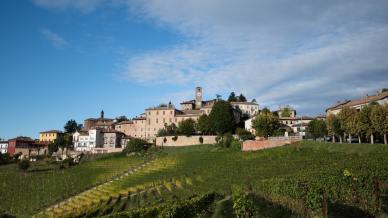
0;153;149;217
1;141;388;217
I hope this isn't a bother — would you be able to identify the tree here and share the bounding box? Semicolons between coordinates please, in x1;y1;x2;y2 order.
123;138;149;153
177;119;196;136
307;119;327;141
18;159;30;172
116;116;129;123
157;123;177;136
227;92;238;102
197;114;212;135
54;134;71;155
338;107;357;143
326;114;343;143
371;104;388;144
281;107;291;117
48;142;59;155
208;101;235;134
358;105;374;144
238;94;247;102
252;108;280;138
64;120;82;134
251;99;257;103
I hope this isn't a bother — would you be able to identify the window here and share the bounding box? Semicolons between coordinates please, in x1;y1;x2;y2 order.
156;118;158;123
163;111;165;115
170;111;173;115
163;118;165;123
157;111;159;115
149;111;151;115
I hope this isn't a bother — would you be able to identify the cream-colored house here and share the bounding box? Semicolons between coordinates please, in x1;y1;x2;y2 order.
231;101;259;117
326;89;388;116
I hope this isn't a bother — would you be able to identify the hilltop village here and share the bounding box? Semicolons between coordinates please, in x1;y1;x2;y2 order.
1;87;388;157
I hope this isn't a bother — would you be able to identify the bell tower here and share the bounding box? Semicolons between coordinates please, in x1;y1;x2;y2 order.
100;110;104;119
195;87;202;109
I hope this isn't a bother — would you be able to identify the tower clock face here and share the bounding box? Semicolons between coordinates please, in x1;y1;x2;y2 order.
197;92;202;97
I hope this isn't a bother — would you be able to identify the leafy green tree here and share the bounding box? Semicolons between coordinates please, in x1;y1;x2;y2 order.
238;94;247;102
48;142;59;155
177;119;196;136
157;123;178;136
326;114;343;143
197;114;212;135
123;138;149;153
281;107;291;117
208;101;236;134
252;108;280;138
371;104;388;144
358;105;374;144
54;134;71;155
236;128;255;141
64;120;82;134
307;119;327;141
338;107;357;143
227;92;238;102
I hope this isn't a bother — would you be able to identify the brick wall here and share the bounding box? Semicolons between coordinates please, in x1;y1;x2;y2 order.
242;138;301;151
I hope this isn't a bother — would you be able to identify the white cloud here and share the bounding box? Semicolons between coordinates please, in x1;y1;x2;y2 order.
121;0;388;115
40;28;69;49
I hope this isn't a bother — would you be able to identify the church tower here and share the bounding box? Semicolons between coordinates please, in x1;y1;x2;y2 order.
195;87;202;109
100;110;104;119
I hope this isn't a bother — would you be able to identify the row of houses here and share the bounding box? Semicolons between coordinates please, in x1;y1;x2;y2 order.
2;88;386;156
72;87;259;152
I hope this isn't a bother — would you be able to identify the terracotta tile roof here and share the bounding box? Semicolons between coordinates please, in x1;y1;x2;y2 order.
326;90;388;112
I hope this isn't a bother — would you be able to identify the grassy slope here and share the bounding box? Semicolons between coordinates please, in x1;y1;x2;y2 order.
1;141;388;217
0;153;147;217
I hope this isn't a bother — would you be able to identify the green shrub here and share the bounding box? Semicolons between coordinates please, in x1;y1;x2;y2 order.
18;159;30;172
172;136;178;141
230;140;242;150
233;192;258;218
123;138;149;153
199;136;204;144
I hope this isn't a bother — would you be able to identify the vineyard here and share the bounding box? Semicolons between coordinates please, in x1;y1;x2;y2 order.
1;141;388;217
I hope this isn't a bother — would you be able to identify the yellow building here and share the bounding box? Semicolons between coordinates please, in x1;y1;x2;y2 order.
39;130;63;143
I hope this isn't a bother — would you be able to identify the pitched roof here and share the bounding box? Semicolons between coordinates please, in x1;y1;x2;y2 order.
326;90;388;112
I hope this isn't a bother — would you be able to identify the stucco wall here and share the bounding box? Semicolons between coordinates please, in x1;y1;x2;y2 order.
156;135;216;146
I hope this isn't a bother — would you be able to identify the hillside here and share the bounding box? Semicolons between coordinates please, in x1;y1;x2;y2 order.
1;141;387;217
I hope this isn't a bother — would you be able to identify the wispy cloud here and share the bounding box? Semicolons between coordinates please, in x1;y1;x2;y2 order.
120;0;388;115
40;28;69;49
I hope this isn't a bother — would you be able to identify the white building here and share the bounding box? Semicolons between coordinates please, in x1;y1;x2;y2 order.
244;117;256;134
73;129;103;152
0;141;8;154
231;101;259;117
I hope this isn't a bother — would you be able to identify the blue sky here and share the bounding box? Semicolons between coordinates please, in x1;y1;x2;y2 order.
1;0;388;139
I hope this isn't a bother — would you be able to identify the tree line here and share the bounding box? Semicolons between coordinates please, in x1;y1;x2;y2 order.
327;104;388;144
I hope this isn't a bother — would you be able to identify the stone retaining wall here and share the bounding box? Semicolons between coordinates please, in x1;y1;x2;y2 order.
156;135;216;147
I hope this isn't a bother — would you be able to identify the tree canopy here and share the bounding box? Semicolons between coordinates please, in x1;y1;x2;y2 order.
307;119;327;140
208;101;235;134
177;119;196;136
64;120;82;134
197;114;212;135
252;108;280;138
227;92;238;102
